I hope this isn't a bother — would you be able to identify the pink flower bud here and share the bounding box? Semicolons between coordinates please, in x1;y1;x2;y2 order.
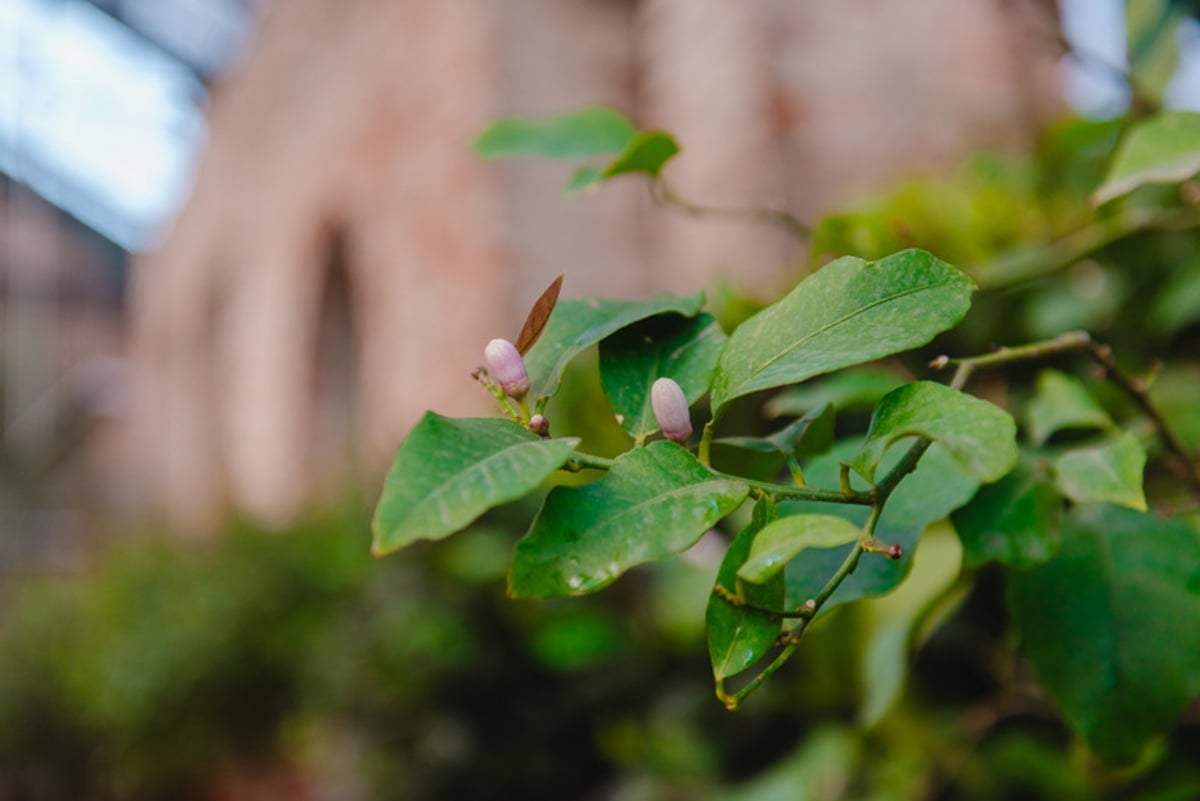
651;377;692;444
484;338;530;399
529;414;550;436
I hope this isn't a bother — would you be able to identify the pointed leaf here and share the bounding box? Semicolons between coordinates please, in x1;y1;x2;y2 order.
737;514;862;584
716;403;835;457
764;369;905;418
711;250;974;415
602;130;679;179
599;313;726;439
508;442;748;598
1009;505;1200;764
707;496;785;680
849;381;1017;484
1054;431;1147;511
514;274;563;355
779;439;980;612
524;292;705;402
951;457;1062;568
1025;369;1112;446
473;106;636;159
1093;111;1200;205
371;414;578;556
858;524;964;726
565;165;605;194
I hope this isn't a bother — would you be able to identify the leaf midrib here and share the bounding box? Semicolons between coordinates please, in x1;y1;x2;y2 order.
573;478;745;557
724;279;953;400
408;437;570;530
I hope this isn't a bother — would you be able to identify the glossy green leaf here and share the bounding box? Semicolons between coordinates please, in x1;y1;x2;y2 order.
473;106;636;160
711;250;974;415
764;368;905;418
508;442;748;598
1025;369;1112;446
849;381;1017;484
371;414;578;556
707;496;785;680
713;403;835;470
951;458;1062;568
1009;504;1200;764
737;515;862;584
599;313;726;440
779;439;980;612
1054;431;1147;511
1093;111;1200;204
858;524;964;727
523;292;705;402
602;130;679;179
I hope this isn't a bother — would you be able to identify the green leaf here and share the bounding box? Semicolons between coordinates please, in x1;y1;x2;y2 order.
764;369;905;418
707;496;785;680
599;313;727;440
602;131;679;179
850;381;1018;484
779;439;980;612
508;442;748;598
1093;111;1200;205
523;292;705;403
1054;431;1148;511
1127;0;1181;107
737;514;863;584
951;458;1062;568
1024;369;1112;446
565;164;605;194
473;106;636;160
371;414;579;556
710;250;974;415
713;403;835;465
858;524;964;727
1009;504;1200;764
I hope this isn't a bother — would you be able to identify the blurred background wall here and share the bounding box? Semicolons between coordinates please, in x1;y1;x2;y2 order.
4;0;1065;541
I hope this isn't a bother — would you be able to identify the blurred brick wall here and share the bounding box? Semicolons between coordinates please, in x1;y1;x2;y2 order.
130;0;1061;531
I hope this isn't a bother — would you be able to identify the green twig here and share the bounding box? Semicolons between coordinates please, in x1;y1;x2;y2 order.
725;474;872;505
698;421;715;466
721;540;867;710
721;505;881;710
712;584;815;620
932;331;1200;497
563;452;614;472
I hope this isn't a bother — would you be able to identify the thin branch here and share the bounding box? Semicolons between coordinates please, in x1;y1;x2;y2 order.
1085;342;1200;496
651;178;812;241
932;331;1200;498
719;504;880;710
725;473;873;505
712;584;815;620
979;206;1200;290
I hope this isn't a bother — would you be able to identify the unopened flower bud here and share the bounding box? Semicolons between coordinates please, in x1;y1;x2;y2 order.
651;377;692;444
529;414;550;436
484;338;530;399
887;543;903;560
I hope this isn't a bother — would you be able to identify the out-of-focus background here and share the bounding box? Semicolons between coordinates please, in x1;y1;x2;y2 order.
3;1;1200;799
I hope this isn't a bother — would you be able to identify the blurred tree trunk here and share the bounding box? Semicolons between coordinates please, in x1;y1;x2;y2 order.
129;0;1061;532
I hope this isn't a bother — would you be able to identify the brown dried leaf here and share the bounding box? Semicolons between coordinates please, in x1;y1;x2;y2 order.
515;274;564;355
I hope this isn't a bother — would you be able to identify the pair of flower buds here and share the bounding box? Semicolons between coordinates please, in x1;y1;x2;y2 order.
485;338;692;443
